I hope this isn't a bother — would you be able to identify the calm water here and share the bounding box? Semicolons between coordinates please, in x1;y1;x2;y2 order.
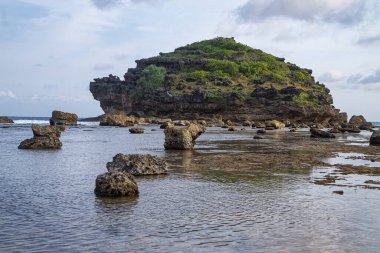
0;123;380;252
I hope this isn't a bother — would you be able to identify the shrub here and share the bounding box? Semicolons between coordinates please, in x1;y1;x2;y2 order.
191;70;208;81
206;59;239;77
137;65;166;89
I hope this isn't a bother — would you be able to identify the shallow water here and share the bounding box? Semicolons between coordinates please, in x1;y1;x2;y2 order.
1;125;380;252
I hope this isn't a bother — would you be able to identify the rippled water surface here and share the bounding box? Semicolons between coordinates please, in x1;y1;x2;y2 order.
1;125;380;252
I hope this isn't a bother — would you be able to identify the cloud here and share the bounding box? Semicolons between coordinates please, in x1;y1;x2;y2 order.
113;53;129;61
93;63;114;71
319;70;345;82
357;34;380;46
236;0;367;25
91;0;122;10
0;90;15;98
348;70;380;84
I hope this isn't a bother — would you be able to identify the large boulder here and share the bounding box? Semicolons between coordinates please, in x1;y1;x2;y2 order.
164;123;206;150
50;110;78;126
310;128;335;138
348;115;372;130
107;153;168;175
0;116;13;123
18;124;65;149
100;114;135;127
266;120;285;129
370;131;380;146
94;171;139;197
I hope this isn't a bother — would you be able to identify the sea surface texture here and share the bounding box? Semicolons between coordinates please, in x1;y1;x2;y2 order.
0;120;380;252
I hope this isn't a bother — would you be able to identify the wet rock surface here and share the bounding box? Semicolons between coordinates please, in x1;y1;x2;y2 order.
164;123;206;150
94;171;139;197
129;128;144;134
107;153;168;176
310;128;335;138
370;131;380;146
18;124;65;149
50;110;78;126
0;116;13;123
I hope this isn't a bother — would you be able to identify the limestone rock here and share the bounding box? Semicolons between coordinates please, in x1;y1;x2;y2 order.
266;120;285;129
18;124;65;149
94;171;138;197
370;131;380;146
164;123;206;150
107;153;168;175
0;116;13;123
349;115;367;126
100;114;135;127
50;110;78;126
129;128;144;134
310;128;335;138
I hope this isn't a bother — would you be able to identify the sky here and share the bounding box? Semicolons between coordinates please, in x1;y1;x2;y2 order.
0;0;379;120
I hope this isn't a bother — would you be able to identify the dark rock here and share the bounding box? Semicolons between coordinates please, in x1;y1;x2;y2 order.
349;115;367;125
0;116;13;123
257;129;266;134
370;131;380;146
290;128;297;132
18;124;65;149
94;171;138;197
310;128;335;138
164;123;206;150
129;128;144;134
160;122;173;129
329;128;341;134
333;190;344;195
339;123;361;133
228;127;236;131
107;153;168;175
253;135;263;139
265;127;275;131
50;110;78;126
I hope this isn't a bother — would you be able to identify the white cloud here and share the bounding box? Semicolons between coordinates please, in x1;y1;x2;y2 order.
0;90;15;98
319;70;345;82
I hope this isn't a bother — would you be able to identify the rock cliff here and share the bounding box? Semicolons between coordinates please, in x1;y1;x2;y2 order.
90;37;346;125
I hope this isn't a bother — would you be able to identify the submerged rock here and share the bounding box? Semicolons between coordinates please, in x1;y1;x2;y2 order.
94;171;138;197
310;128;335;138
370;131;380;146
107;153;168;175
50;110;78;126
164;123;206;150
0;116;13;123
129;128;144;134
18;124;65;149
100;114;135;127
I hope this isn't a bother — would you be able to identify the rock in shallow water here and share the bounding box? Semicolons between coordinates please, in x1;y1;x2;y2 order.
18;124;65;149
164;123;206;150
310;128;335;138
0;116;13;123
129;128;144;134
94;171;138;197
50;110;78;126
107;153;168;175
370;131;380;146
100;114;135;127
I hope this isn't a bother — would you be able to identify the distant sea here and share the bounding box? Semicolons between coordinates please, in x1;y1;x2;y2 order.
7;116;99;126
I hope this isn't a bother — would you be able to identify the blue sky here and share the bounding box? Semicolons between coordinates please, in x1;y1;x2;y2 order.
0;0;379;120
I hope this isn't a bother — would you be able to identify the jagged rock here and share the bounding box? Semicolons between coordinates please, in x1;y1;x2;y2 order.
164;123;206;150
107;153;168;175
49;110;78;126
370;131;380;146
18;124;65;149
94;171;138;197
129;128;144;134
266;120;285;129
310;128;335;138
0;116;13;123
100;114;135;127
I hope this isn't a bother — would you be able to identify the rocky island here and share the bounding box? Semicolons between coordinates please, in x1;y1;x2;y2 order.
90;37;346;126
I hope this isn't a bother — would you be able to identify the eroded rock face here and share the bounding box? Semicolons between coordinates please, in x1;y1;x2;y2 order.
164;123;206;150
50;111;78;126
107;153;168;175
94;171;138;197
18;124;65;149
310;128;335;138
100;114;135;127
370;131;380;146
0;116;13;123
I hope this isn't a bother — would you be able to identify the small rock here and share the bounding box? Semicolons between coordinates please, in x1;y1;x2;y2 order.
257;129;266;134
228;127;236;131
100;114;135;127
266;120;285;129
94;171;138;197
289;128;297;132
129;128;144;134
253;135;263;139
310;128;335;138
333;190;344;195
0;116;14;123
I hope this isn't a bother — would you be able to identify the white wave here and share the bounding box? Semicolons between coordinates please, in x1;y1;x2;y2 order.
12;120;99;126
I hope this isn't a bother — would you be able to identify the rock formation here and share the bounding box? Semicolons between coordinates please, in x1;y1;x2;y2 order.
100;114;135;127
310;128;335;138
107;153;168;175
18;124;65;149
348;115;372;130
90;37;346;126
50;110;78;126
129;128;144;134
94;171;139;197
0;116;13;123
266;120;285;129
370;131;380;146
164;123;206;150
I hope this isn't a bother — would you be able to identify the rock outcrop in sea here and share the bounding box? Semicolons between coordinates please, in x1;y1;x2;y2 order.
18;124;65;149
100;114;135;127
310;128;335;138
94;171;139;197
370;131;380;146
164;123;206;150
90;37;347;126
107;153;168;175
50;110;78;126
0;116;13;123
